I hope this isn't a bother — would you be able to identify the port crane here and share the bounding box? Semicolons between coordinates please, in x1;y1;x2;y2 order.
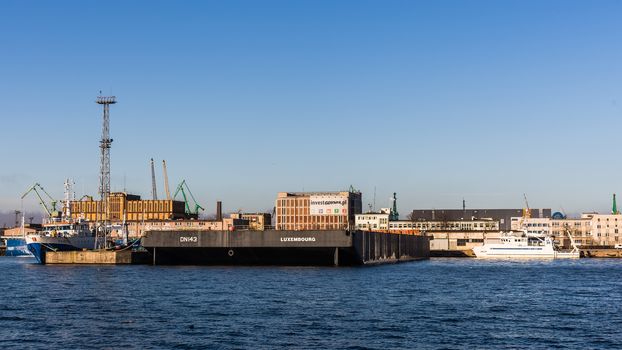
523;193;531;219
21;183;58;217
173;180;204;216
162;160;171;200
150;158;158;200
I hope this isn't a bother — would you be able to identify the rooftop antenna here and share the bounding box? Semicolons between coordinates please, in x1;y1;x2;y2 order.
150;158;158;200
14;210;21;228
373;186;377;212
96;92;116;248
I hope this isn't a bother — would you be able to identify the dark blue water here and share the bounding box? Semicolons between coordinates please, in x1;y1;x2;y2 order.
1;257;621;349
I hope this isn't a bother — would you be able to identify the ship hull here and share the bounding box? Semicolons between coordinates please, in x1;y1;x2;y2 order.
5;238;33;257
472;245;579;259
142;229;430;266
26;235;102;264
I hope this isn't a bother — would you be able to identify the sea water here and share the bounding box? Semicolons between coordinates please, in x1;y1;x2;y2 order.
1;257;621;349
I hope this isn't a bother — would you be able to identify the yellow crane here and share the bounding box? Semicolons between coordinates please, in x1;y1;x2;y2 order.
162;160;171;200
523;193;531;219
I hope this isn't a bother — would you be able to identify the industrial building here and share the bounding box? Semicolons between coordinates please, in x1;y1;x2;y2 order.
126;216;249;237
429;231;499;252
410;208;552;231
355;209;391;230
1;223;42;237
355;209;497;234
275;190;362;230
231;213;272;230
69;192;193;222
580;213;621;246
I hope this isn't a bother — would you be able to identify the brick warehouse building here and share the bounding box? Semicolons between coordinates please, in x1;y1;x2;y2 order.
70;192;193;222
275;191;362;230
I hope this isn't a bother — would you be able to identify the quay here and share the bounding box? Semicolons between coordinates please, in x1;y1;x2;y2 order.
141;229;430;266
44;250;149;264
581;248;622;258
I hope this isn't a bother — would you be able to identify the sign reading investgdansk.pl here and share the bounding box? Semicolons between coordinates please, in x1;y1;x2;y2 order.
309;195;348;215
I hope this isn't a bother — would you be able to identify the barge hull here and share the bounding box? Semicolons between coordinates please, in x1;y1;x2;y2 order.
141;230;429;266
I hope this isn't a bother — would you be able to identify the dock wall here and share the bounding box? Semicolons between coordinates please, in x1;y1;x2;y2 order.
581;249;622;258
45;250;148;264
351;231;430;264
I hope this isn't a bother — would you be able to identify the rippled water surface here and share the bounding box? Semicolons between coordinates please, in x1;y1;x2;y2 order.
1;257;621;349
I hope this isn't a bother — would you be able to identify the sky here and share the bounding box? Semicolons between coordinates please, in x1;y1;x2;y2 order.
0;0;621;219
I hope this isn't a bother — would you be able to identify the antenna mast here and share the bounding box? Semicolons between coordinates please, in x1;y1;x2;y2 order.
96;94;116;247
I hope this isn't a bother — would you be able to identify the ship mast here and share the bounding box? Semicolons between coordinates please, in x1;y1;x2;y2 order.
63;178;75;220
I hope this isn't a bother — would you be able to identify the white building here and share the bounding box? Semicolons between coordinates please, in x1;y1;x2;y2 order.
511;217;552;236
409;219;498;232
583;213;622;245
511;216;593;246
355;209;390;230
551;218;592;246
355;214;499;233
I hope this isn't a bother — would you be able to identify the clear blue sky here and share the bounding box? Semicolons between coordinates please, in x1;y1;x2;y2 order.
1;0;621;217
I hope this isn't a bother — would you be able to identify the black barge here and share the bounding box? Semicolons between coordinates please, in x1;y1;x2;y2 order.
141;229;430;266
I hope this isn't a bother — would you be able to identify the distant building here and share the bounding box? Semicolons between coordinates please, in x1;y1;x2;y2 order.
582;213;622;246
511;216;595;247
275;190;363;230
511;217;552;236
355;209;391;230
231;213;272;230
552;217;593;247
410;208;551;231
398;219;498;232
429;231;502;251
70;192;193;222
2;224;42;237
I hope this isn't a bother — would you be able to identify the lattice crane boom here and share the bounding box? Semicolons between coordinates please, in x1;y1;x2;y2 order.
173;180;204;215
150;158;158;200
523;193;531;219
21;183;57;217
162;160;171;200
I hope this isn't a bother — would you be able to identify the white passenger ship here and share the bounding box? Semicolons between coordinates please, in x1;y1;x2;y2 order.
472;231;579;259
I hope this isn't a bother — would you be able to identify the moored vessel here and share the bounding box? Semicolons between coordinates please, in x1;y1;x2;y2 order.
472;230;579;259
25;179;105;264
26;220;103;264
5;237;32;257
3;216;33;257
